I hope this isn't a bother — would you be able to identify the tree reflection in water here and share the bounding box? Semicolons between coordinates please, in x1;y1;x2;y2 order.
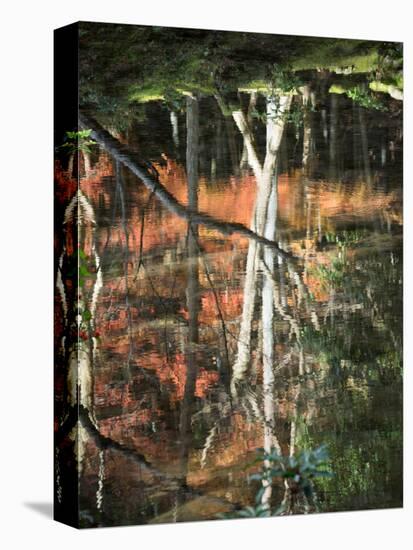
54;26;403;527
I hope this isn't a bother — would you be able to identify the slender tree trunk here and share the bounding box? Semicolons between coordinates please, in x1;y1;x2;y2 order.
240;92;257;170
231;95;291;393
170;110;180;149
261;177;278;506
215;115;225;178
116;161;133;383
179;96;200;490
302;86;313;174
380;139;387;168
329;94;338;180
358;105;372;184
321;108;328;143
83;151;91;174
224;117;240;177
352;103;360;177
68;153;74;176
232;109;262;180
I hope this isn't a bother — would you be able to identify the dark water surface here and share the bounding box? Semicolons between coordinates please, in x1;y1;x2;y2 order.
56;78;402;526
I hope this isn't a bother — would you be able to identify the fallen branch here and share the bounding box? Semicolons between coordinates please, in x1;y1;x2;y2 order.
79;112;294;261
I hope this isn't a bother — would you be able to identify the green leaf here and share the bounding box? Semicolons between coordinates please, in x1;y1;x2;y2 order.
79;265;91;277
255;486;266;504
82;310;92;321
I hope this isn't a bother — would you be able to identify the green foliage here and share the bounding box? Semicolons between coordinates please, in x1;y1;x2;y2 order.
57;129;97;155
325;229;367;245
375;42;403;88
376;350;403;380
268;64;302;93
251;95;304;132
317;429;402;511
290;38;380;73
78;248;93;287
315;244;348;290
219;445;332;519
285;100;306;128
248;65;304;127
313;229;375;290
78;22;402;136
163;89;187;112
65;130;92;140
253;445;333;501
82;309;92;322
345;85;387;111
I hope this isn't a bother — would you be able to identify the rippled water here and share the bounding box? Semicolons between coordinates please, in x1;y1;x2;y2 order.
55;91;402;527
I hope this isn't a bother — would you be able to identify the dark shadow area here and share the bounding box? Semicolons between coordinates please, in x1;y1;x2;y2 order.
24;502;53;519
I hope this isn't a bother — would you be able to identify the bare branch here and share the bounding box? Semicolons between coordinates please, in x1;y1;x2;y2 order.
79;112;294;261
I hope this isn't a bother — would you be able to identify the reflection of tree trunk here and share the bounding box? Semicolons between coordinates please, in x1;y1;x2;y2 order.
231;237;259;391
59;189;101;419
230;114;261;391
170;110;180;149
280;131;288;173
55;186;102;526
261;178;278;506
116;161;133;382
186;96;199;215
302;86;316;174
380;138;387;168
358;105;372;184
232;109;262;180
329;94;338;180
224;116;240;176
304;181;312;279
210;158;217;181
321;108;328;144
96;449;105;512
83;151;91;174
178;96;200;496
302;86;313;174
215;115;225;178
352;103;360;177
278;254;287;308
240;92;257;170
231;95;291;393
67;153;74;177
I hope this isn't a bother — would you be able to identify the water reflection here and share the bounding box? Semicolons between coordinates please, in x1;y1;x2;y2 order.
55;76;402;526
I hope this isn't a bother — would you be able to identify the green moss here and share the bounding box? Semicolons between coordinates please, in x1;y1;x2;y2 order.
291;40;379;73
369;80;403;101
128;86;165;103
329;84;346;94
369;80;389;93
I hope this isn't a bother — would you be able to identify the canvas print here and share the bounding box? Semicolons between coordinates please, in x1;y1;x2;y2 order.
54;22;403;528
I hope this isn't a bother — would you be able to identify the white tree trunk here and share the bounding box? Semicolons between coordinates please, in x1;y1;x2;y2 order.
231;95;291;393
261;180;277;506
302;86;312;173
170;110;179;149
